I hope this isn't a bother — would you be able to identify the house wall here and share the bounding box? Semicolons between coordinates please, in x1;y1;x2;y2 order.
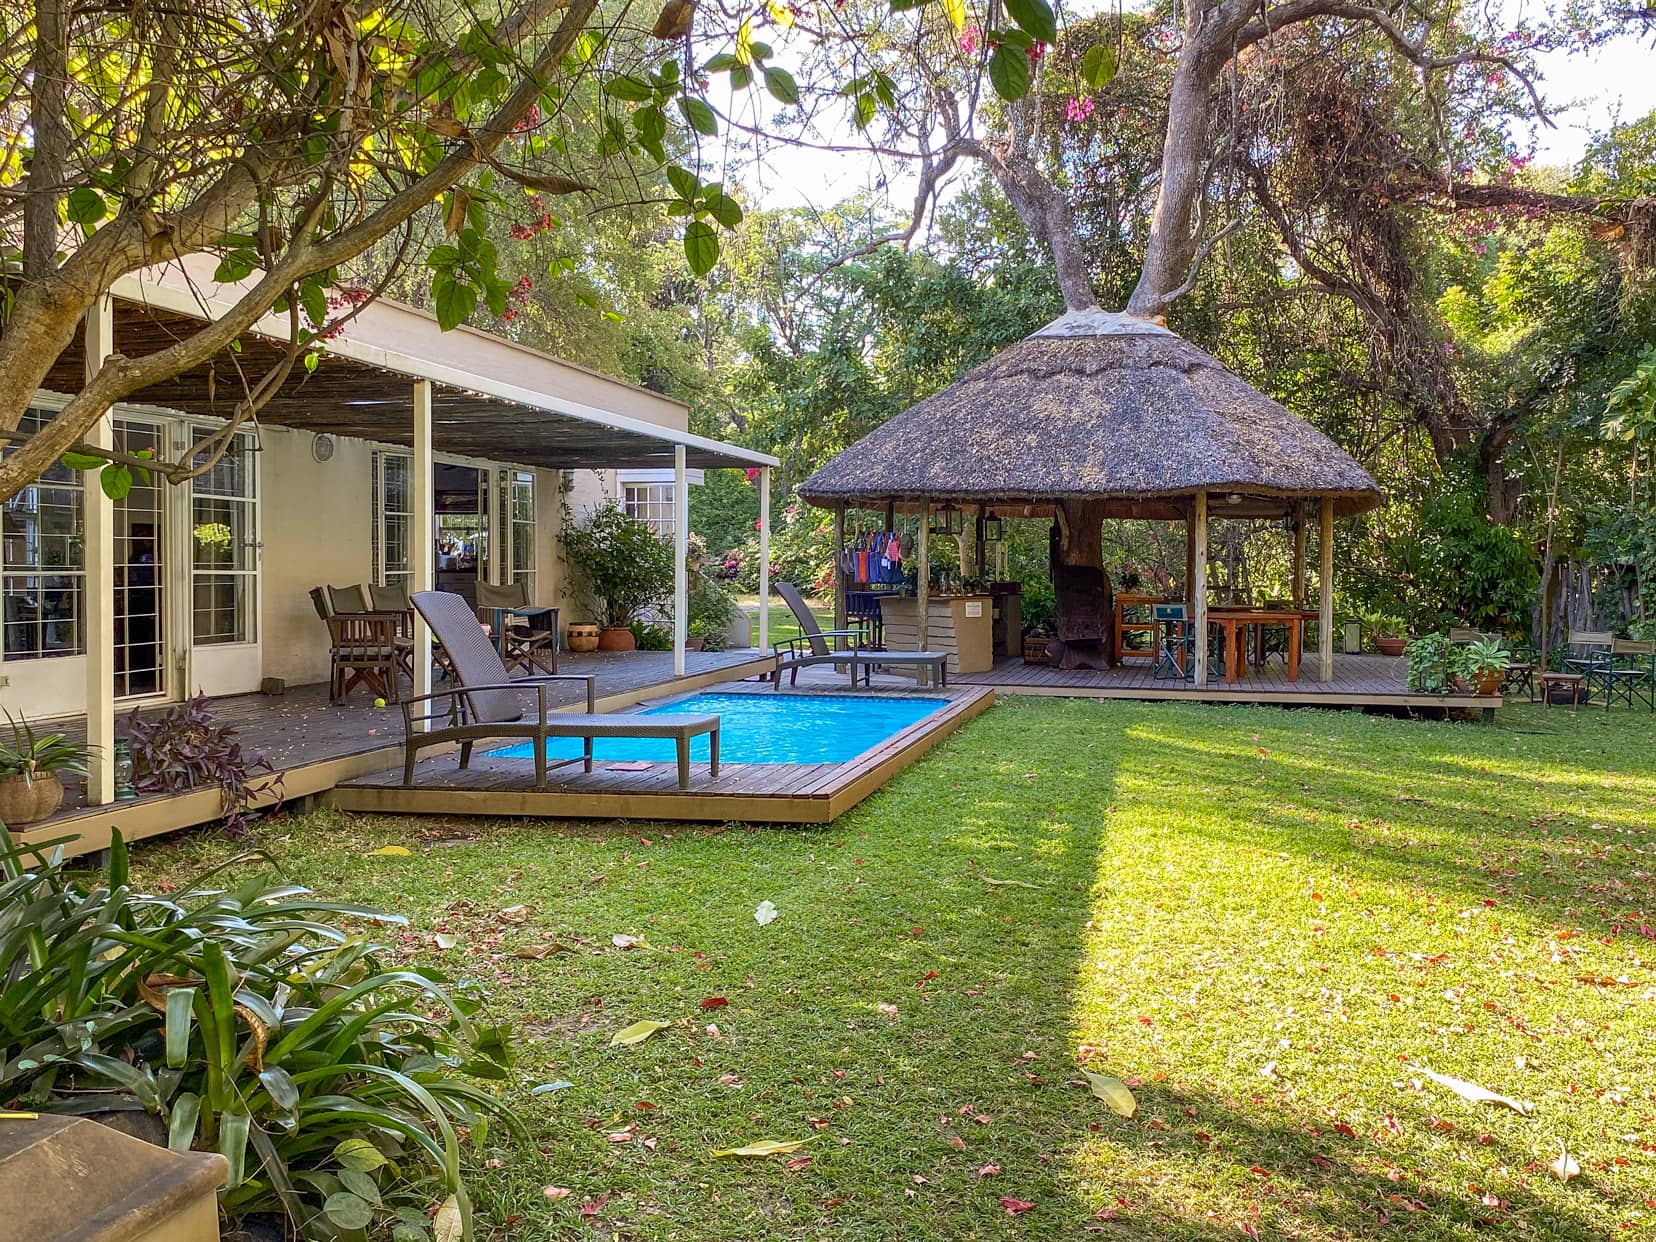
258;427;375;688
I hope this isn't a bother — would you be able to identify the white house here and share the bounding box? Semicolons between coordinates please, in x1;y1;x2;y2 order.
0;255;775;806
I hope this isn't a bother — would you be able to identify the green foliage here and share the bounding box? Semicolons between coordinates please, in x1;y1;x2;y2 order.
726;497;835;594
0;712;90;785
0;832;518;1241
629;620;673;650
562;502;675;628
1462;635;1511;675
1403;632;1468;693
686;551;742;650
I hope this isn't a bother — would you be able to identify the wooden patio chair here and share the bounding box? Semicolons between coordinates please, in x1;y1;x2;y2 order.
476;579;558;675
1564;629;1614;703
770;581;948;688
1600;638;1656;711
327;583;369;613
326;612;404;703
402;590;719;790
368;582;419;682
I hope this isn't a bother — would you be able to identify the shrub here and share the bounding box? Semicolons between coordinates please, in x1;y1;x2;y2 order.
562;502;675;628
0;831;520;1241
1404;632;1469;694
126;695;281;834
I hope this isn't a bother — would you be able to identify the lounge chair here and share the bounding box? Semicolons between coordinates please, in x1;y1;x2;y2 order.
771;581;948;689
402;590;719;790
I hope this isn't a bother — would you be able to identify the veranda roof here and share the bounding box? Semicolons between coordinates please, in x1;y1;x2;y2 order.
799;309;1382;519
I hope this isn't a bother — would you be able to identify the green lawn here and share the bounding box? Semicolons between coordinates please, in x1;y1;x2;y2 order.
132;701;1656;1240
737;593;830;647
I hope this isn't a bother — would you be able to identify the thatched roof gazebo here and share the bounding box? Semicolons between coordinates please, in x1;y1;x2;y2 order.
798;309;1382;684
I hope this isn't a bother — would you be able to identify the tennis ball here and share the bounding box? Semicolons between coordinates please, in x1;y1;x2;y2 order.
374;697;387;709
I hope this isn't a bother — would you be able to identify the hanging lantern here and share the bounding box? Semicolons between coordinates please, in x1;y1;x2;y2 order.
982;515;1004;543
928;503;964;537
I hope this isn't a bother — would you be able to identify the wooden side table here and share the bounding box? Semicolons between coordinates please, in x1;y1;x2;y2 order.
1538;671;1584;707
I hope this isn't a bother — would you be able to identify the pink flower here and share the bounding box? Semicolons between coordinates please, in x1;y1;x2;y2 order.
1026;40;1046;62
1065;96;1095;123
745;467;760;482
959;23;980;53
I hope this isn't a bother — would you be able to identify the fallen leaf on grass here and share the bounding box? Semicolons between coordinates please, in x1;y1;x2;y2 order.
1418;1066;1534;1116
514;941;575;958
1548;1145;1581;1183
1080;1069;1137;1117
432;933;460;950
364;845;411;857
699;996;728;1009
433;1194;463;1242
754;900;779;926
543;1186;572;1200
981;876;1040;889
611;933;647;949
712;1137;814;1158
999;1196;1036;1215
498;904;529;923
610;1019;671;1047
530;1081;573;1094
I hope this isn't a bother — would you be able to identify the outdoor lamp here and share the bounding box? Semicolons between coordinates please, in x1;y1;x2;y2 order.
929;504;964;537
982;515;1004;543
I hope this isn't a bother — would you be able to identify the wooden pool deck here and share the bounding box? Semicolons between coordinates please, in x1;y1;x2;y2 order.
20;649;775;858
330;677;995;825
952;652;1504;713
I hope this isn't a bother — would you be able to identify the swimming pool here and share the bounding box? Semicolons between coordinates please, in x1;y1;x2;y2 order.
492;692;948;766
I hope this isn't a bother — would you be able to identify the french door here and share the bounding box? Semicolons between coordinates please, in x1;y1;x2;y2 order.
112;417;169;700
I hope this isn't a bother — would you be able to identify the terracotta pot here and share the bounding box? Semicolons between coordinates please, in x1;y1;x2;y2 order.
1375;637;1407;657
566;623;601;654
0;773;64;827
597;625;636;652
1472;669;1504;697
686;636;706;652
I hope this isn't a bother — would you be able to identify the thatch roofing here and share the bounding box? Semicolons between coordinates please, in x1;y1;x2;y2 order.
799;309;1382;519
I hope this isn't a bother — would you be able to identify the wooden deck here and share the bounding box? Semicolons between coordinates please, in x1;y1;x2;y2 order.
330;676;994;824
952;652;1504;712
19;649;775;858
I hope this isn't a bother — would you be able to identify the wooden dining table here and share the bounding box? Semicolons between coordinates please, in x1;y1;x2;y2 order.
1205;607;1317;683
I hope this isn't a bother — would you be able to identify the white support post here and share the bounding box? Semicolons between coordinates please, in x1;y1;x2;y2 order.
84;296;116;805
756;467;770;653
916;503;930;654
411;381;435;725
673;445;688;677
1319;496;1335;682
1192;491;1209;690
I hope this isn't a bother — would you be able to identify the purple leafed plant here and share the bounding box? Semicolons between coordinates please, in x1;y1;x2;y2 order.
124;695;283;834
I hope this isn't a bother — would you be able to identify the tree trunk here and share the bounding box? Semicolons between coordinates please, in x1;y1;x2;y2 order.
1127;48;1214;316
1046;500;1116;669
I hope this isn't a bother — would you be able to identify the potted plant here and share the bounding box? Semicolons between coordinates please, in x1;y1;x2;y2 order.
1370;614;1409;658
0;713;89;826
562;502;675;651
1462;636;1510;696
1403;632;1468;694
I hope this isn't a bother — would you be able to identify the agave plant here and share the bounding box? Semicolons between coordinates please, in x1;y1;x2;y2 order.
0;831;521;1240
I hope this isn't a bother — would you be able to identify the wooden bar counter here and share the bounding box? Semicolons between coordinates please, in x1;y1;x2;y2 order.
880;594;995;676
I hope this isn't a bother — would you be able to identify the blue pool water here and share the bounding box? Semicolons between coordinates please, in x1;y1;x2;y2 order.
492;692;947;765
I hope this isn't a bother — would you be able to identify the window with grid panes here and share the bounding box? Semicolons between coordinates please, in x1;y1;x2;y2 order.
1;407;86;659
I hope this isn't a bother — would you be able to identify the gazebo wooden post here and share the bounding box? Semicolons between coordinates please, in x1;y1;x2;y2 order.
916;501;930;655
1291;502;1308;609
1184;504;1197;599
832;505;847;633
1318;497;1335;682
1192;491;1209;689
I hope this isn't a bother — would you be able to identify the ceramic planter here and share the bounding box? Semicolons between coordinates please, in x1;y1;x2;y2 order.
1375;637;1407;657
1472;669;1504;697
0;773;64;826
597;625;636;652
566;623;601;654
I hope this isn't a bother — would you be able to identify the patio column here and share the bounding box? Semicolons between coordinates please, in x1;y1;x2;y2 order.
673;444;688;677
916;502;930;653
1318;496;1335;682
1191;491;1209;689
410;380;435;725
1291;503;1308;609
84;295;116;805
756;467;770;653
832;506;846;632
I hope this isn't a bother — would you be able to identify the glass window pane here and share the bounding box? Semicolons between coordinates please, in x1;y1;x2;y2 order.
2;409;86;659
192;574;250;645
